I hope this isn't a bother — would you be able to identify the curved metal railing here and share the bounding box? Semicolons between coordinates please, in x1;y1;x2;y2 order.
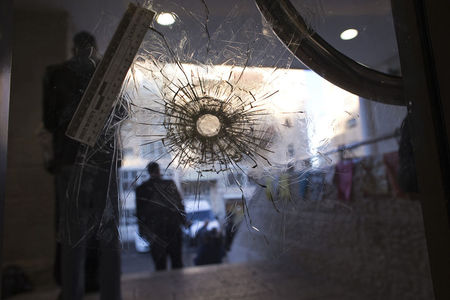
255;0;405;106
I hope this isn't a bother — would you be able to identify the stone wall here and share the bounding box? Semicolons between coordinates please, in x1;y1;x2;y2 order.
229;154;434;299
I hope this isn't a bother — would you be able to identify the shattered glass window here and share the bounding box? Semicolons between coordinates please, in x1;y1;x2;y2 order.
119;0;366;231
19;0;433;298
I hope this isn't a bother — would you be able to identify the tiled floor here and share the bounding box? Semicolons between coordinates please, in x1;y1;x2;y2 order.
10;262;364;300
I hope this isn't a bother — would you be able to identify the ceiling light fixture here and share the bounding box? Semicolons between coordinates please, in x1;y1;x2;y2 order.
156;12;176;26
340;28;358;40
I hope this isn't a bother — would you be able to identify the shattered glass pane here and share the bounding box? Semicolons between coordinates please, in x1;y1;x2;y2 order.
118;0;363;235
113;0;386;247
58;0;431;297
5;0;442;298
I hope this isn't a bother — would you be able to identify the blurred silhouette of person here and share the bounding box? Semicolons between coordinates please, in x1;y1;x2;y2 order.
136;162;187;271
194;228;225;266
43;31;121;300
196;219;209;246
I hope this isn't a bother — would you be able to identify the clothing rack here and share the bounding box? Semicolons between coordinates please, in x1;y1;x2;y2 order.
276;130;401;168
322;130;401;157
291;129;401;172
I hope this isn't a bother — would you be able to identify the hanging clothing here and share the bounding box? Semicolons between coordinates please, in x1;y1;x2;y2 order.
334;160;354;201
383;151;406;198
278;173;291;201
298;170;311;200
306;171;325;201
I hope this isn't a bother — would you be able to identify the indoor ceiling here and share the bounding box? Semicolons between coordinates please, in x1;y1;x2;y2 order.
13;0;401;74
150;0;400;73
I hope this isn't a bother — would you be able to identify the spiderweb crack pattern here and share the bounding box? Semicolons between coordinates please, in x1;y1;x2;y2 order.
122;0;309;227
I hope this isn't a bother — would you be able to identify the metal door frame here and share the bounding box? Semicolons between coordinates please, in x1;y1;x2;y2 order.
391;1;450;299
0;0;449;298
0;0;13;294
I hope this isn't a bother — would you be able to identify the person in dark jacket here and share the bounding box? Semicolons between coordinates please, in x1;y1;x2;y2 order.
194;228;225;266
43;31;121;300
136;162;187;271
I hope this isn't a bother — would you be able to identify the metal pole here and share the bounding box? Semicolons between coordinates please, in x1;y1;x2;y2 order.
323;131;399;156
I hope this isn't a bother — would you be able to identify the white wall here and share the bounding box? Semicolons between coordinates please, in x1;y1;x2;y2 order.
359;97;406;155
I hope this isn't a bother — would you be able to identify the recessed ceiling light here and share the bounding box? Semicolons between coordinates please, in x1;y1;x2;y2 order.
340;28;358;40
156;12;176;26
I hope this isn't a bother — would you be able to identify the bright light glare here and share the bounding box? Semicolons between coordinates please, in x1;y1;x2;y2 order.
132;68;144;83
340;28;358;40
196;114;221;137
156;12;176;26
127;63;360;167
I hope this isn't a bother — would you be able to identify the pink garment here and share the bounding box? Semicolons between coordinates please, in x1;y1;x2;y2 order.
334;160;354;201
383;151;406;197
